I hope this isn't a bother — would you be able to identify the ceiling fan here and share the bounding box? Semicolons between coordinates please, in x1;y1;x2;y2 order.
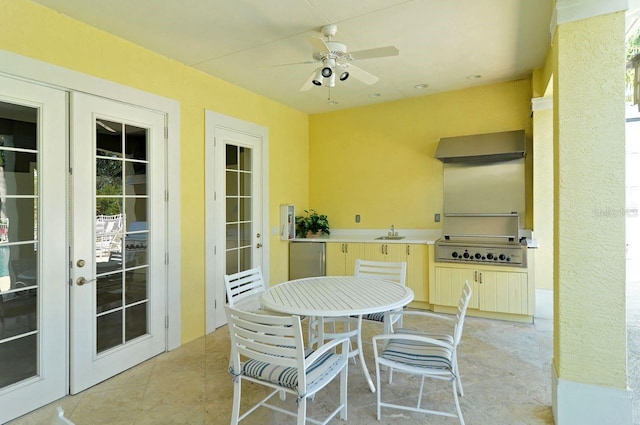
295;24;399;91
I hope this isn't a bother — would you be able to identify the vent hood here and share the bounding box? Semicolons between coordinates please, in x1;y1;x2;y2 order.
435;130;525;163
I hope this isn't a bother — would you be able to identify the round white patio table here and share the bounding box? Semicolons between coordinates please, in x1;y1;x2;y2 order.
260;276;414;392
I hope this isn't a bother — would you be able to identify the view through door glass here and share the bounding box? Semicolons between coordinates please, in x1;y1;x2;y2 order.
0;101;39;388
95;120;149;352
226;144;252;275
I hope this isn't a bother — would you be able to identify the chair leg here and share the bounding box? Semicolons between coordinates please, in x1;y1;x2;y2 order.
452;379;466;425
231;377;242;425
297;397;307;425
340;362;348;420
453;356;464;397
375;358;382;420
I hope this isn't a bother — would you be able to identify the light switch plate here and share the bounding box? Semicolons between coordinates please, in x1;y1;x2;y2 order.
435;213;441;222
355;214;361;223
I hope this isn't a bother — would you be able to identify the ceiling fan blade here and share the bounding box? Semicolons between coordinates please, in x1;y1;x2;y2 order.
268;60;317;68
309;37;331;55
347;46;399;61
300;70;317;91
347;64;379;85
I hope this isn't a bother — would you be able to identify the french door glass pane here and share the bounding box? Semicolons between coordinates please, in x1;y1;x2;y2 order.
0;101;39;388
225;144;253;276
95;120;149;354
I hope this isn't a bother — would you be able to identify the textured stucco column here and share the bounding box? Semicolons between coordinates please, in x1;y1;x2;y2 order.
552;10;632;424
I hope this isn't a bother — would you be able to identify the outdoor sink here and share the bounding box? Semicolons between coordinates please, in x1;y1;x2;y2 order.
375;236;405;240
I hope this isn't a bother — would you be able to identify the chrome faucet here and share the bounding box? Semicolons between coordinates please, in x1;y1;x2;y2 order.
389;224;396;237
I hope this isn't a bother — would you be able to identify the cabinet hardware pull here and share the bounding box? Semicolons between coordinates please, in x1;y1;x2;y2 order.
407;245;410;256
345;243;348;253
474;271;478;282
385;245;388;255
479;272;483;283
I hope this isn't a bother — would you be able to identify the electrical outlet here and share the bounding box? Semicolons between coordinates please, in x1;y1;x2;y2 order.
435;213;441;222
355;214;361;223
272;226;279;235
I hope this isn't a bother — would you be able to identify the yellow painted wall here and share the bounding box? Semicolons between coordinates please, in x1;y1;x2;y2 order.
309;79;533;230
0;0;309;343
533;106;554;291
553;12;627;388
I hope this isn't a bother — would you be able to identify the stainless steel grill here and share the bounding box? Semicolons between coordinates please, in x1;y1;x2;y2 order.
435;213;527;267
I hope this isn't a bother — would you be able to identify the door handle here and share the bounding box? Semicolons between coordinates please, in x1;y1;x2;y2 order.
76;276;96;286
256;243;263;249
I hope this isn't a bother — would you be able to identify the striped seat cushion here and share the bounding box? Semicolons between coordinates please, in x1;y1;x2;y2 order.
241;351;343;394
381;338;453;371
395;328;455;345
362;312;385;322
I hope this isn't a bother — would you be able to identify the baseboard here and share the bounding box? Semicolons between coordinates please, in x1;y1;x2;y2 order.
552;363;633;425
535;288;553;319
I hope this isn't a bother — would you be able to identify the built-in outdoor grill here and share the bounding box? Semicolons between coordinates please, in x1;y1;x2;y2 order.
433;129;529;268
435;213;527;267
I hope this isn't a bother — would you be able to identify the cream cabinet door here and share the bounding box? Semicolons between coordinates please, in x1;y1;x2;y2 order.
326;242;363;275
478;270;528;314
326;242;345;276
407;244;428;302
434;267;478;308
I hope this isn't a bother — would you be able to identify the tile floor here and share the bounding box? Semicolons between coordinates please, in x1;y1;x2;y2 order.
6;285;639;425
7;316;553;424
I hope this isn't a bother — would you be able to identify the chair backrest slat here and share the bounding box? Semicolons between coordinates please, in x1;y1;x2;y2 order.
354;259;407;285
224;267;267;309
453;280;473;345
226;306;304;372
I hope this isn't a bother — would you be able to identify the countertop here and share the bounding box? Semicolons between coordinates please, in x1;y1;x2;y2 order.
289;228;538;248
290;229;442;245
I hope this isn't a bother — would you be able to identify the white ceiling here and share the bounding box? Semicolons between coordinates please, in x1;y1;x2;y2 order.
32;0;554;114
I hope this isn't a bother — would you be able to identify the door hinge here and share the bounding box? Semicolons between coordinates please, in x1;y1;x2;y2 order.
215;299;217;309
164;126;168;140
165;316;169;329
214;137;217;147
165;190;169;202
214;191;216;201
69;167;72;175
214;246;217;255
165;253;169;264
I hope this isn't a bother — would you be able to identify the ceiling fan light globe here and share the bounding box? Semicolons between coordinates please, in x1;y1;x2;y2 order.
339;71;349;81
321;67;333;78
312;79;322;86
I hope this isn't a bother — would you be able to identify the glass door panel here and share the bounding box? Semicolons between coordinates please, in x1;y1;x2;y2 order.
94;122;149;354
225;145;253;275
0;102;38;388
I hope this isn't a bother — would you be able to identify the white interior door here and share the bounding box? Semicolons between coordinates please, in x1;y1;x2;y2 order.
70;92;167;393
0;75;67;423
205;113;268;331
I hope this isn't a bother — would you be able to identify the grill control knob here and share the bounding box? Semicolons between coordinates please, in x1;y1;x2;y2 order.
463;252;470;259
474;253;481;259
487;253;494;260
499;254;506;261
451;252;459;258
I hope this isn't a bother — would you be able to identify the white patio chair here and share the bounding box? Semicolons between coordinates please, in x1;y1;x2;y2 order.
224;267;268;311
372;280;472;424
354;259;407;334
224;267;292;316
225;306;349;425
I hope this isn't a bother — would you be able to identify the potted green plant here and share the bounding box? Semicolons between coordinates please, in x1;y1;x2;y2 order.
295;209;330;238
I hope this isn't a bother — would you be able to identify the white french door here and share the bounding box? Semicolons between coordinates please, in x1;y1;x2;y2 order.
0;76;67;423
70;92;167;393
205;112;268;331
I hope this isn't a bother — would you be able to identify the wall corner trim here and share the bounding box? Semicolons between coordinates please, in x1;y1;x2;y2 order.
531;96;553;112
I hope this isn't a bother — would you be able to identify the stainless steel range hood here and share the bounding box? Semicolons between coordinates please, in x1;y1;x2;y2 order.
435;130;525;163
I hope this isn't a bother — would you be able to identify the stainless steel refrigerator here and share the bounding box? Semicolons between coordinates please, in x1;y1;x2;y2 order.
289;242;326;280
